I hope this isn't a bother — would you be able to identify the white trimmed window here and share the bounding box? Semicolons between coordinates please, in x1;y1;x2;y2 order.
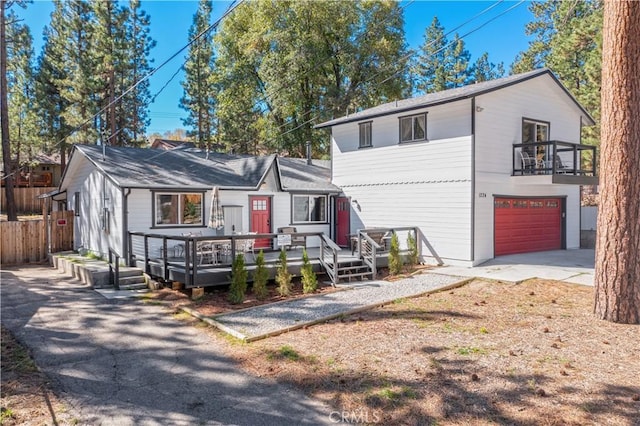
292;195;327;223
154;192;203;226
399;113;427;143
359;121;372;148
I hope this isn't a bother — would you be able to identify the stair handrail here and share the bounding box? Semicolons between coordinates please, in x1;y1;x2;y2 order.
358;231;381;278
108;247;121;290
319;234;341;286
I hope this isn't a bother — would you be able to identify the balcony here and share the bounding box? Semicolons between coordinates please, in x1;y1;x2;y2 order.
512;141;598;185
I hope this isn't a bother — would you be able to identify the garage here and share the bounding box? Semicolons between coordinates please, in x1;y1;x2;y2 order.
494;197;563;256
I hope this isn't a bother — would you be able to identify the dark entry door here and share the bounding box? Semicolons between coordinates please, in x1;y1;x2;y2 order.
336;197;350;247
250;196;271;249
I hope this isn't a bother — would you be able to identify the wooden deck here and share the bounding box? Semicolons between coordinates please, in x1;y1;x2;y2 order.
139;248;370;288
126;228;422;289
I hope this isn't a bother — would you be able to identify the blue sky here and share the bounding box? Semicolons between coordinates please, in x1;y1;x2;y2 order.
16;0;533;136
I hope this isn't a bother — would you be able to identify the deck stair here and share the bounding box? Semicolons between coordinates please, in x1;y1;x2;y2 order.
324;257;373;283
115;267;147;290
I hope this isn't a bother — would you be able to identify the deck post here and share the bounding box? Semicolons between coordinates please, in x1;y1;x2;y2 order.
162;237;169;281
127;232;133;266
184;239;191;288
143;235;150;274
191;238;198;287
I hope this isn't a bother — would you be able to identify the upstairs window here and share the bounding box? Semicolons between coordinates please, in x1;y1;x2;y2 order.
359;121;372;148
399;113;427;143
522;119;549;143
154;192;203;226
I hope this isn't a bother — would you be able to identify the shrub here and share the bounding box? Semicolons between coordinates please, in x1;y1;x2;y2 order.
252;250;269;300
228;254;248;304
406;231;419;268
301;248;317;293
276;249;292;297
388;232;403;275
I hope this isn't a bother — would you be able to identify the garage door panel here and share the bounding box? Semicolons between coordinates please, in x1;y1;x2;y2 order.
494;197;562;256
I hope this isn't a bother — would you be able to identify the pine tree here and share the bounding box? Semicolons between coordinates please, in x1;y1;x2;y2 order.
276;249;292;297
93;0;129;146
471;52;505;83
120;0;155;146
413;16;448;93
388;232;402;276
511;0;602;152
252;250;269;300
60;0;99;146
228;253;248;304
406;231;418;269
35;0;74;169
594;0;640;324
180;0;217;149
1;0;18;221
301;248;317;294
5;9;40;167
446;34;471;88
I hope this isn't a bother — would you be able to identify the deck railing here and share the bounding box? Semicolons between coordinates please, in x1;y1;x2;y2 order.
108;247;121;290
319;234;341;285
128;230;322;287
359;232;382;278
513;140;596;176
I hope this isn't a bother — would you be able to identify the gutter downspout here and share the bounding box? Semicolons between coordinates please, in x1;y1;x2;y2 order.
470;97;476;263
122;188;131;264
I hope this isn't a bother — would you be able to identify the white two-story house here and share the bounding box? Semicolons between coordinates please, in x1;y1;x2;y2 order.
315;68;597;266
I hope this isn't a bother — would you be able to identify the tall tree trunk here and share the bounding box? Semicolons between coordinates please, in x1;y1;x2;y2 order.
1;0;18;221
594;0;640;324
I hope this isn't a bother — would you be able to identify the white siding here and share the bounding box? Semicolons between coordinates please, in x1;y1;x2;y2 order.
331;100;473;263
474;74;584;175
125;167;330;256
472;74;586;264
61;155;122;258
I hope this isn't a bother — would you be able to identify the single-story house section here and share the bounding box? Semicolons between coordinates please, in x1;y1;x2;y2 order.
57;144;340;260
315;68;597;266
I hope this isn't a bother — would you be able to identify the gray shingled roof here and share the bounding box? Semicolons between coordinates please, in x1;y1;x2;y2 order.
71;145;338;192
315;68;595;128
277;157;339;192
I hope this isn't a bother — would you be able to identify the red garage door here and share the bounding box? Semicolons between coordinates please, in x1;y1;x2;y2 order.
494;197;563;256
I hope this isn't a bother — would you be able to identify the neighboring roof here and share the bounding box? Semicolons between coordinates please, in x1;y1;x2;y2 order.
150;139;195;150
66;145;338;192
315;68;596;129
277;158;339;192
31;153;61;165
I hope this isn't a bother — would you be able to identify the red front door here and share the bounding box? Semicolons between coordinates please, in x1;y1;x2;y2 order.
250;196;271;249
336;197;350;247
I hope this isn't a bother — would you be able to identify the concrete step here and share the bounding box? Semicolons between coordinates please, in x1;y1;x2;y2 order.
119;282;148;291
119;275;146;286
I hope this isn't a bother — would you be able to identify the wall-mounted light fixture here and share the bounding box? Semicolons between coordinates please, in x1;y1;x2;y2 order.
475;106;484;112
352;199;361;212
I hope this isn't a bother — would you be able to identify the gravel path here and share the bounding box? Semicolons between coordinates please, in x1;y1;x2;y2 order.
211;272;466;341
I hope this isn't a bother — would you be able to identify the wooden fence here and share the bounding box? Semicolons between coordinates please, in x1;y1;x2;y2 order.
0;210;74;266
50;211;74;254
0;187;56;214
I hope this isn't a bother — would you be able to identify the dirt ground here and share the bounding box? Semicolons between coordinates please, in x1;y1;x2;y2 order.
3;273;639;425
0;326;76;425
176;278;640;425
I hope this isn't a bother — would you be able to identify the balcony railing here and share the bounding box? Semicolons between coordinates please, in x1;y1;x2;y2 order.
512;141;597;184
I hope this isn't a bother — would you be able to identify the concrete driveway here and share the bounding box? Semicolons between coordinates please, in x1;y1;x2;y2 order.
1;265;337;426
434;249;595;286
